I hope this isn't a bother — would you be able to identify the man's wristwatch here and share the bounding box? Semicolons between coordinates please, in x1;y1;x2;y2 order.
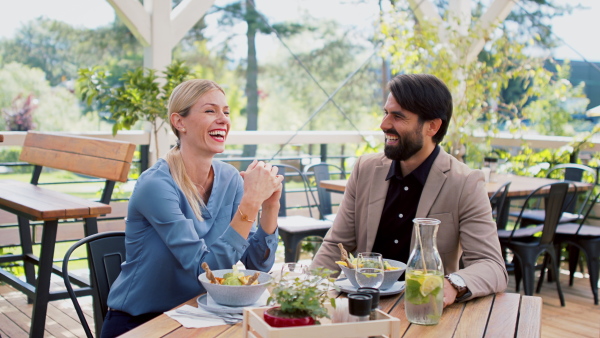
445;273;471;302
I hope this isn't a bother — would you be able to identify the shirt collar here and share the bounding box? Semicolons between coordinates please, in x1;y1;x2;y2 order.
385;145;441;185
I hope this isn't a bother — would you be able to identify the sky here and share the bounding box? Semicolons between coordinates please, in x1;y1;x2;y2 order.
0;0;598;62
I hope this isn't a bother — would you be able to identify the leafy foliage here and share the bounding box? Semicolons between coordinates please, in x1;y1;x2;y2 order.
77;60;193;156
379;7;588;161
2;93;37;131
77;60;192;133
267;268;337;322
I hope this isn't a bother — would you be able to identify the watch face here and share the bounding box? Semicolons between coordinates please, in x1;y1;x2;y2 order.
449;274;467;287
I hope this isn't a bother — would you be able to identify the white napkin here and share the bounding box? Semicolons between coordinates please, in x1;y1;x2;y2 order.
165;305;243;328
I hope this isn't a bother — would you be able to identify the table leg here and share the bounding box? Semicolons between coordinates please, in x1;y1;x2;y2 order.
84;217;103;337
29;219;58;338
17;216;36;303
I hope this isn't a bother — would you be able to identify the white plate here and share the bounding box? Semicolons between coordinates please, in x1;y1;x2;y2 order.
197;290;270;314
334;278;405;296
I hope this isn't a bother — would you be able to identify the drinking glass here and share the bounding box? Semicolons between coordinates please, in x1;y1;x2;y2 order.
355;252;384;289
280;263;308;282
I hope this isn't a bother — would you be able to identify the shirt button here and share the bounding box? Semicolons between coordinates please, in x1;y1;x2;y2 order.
398;213;403;218
404;186;409;191
394;239;399;244
267;239;272;244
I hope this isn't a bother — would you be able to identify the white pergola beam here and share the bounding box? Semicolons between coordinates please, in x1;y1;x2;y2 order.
107;0;151;46
407;0;442;22
466;0;517;63
448;0;471;35
171;0;216;48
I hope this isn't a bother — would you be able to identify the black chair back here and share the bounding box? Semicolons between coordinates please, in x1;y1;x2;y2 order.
489;181;511;230
539;183;570;245
62;231;126;338
573;189;600;236
276;164;315;218
303;163;345;219
509;182;569;243
546;163;596;214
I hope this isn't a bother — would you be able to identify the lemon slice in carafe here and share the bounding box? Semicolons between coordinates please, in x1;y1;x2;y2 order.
419;274;443;297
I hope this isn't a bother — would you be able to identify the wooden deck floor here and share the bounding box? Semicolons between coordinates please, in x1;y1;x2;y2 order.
0;270;598;337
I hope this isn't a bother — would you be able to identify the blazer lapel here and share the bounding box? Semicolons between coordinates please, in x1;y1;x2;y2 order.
366;156;391;251
416;149;451;218
409;149;451;251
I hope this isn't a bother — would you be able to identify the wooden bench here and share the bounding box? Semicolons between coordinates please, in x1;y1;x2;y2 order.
0;131;135;338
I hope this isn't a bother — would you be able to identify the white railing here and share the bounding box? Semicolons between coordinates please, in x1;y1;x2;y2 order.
3;130;600;152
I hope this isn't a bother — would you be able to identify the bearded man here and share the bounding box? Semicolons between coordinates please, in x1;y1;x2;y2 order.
311;74;507;306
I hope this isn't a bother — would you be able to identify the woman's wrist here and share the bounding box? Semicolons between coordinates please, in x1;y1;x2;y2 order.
237;199;261;221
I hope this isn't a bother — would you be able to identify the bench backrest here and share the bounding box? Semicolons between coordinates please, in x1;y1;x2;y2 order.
19;131;136;182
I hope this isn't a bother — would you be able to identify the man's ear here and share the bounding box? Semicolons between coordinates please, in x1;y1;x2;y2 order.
425;118;442;137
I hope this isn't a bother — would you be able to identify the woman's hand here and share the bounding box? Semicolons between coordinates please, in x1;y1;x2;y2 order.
240;160;283;205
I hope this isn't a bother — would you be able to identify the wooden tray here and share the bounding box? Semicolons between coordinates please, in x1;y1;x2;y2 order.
243;304;400;338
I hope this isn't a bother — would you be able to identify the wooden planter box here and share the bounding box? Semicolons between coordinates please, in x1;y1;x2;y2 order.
243;304;400;338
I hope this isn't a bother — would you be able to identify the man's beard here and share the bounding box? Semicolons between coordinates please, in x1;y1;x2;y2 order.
383;127;424;161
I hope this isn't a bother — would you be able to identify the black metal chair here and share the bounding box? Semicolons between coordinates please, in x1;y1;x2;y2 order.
553;189;600;305
489;181;512;230
510;164;596;226
303;163;346;221
272;164;333;262
498;182;569;306
62;231;126;338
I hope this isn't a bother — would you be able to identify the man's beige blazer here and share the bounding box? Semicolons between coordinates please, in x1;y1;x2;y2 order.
311;149;508;299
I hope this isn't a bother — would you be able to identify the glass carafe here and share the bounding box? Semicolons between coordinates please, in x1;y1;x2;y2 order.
405;218;444;325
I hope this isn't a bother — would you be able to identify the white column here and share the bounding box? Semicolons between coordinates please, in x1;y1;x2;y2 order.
106;0;215;164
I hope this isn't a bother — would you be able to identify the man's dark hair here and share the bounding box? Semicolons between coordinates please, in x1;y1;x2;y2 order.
388;74;453;144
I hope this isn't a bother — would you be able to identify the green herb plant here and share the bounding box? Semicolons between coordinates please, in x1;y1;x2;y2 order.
267;268;338;324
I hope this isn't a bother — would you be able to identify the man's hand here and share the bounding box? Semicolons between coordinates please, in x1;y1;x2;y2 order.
443;279;457;307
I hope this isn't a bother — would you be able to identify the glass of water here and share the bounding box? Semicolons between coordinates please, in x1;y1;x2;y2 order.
280;263;308;282
355;252;384;289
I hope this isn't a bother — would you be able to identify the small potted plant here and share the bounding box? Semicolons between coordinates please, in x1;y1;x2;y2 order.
264;268;337;327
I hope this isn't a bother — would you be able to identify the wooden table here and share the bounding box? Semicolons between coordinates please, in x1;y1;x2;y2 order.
321;173;593;198
0;181;112;338
122;290;541;337
0;134;4;142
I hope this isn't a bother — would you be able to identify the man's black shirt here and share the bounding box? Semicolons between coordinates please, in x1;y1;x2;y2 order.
371;146;440;265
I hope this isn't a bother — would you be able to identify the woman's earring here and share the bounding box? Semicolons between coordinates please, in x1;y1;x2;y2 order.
181;128;186;132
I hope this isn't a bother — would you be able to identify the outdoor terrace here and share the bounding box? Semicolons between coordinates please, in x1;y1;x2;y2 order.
1;130;600;337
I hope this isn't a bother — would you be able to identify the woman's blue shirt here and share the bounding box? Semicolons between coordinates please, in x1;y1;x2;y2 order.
106;159;278;315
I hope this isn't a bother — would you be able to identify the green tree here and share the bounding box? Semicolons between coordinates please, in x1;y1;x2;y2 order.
380;8;587;162
213;0;306;160
262;20;380;133
0;17;142;86
0;62;107;132
77;60;193;156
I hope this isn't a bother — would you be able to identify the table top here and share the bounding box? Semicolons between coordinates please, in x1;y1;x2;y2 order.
122;289;541;338
0;179;111;221
321;173;593;198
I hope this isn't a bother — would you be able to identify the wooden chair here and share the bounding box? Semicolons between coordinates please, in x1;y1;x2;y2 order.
0;131;135;337
272;164;332;263
62;232;126;337
498;182;569;306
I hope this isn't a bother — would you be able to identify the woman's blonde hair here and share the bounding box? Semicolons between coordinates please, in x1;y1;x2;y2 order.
164;79;225;221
